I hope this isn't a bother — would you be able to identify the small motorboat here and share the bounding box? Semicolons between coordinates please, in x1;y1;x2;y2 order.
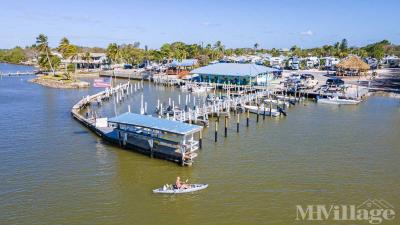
244;105;281;117
153;184;208;194
317;96;361;105
263;99;290;108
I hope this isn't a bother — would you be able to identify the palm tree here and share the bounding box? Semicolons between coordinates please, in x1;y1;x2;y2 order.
254;43;259;53
36;34;55;75
106;43;120;64
58;38;69;74
58;37;77;75
82;52;91;71
160;43;172;61
213;41;224;60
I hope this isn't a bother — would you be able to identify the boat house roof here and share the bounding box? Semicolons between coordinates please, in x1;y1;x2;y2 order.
190;63;278;77
108;112;202;135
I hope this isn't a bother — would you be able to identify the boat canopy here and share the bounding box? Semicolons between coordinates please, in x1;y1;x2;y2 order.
108;112;202;135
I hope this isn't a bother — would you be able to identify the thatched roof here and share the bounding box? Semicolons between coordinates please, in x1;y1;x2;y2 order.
336;55;370;71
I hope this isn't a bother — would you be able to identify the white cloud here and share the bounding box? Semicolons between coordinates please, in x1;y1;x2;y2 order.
300;30;313;36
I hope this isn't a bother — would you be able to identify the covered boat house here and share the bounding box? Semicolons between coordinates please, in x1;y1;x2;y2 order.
106;112;203;166
190;63;278;85
167;59;198;78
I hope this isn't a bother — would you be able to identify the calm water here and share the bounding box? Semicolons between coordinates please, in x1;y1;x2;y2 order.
0;63;399;225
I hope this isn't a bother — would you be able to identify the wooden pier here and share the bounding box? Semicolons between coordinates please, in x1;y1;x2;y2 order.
99;70;147;80
0;71;34;76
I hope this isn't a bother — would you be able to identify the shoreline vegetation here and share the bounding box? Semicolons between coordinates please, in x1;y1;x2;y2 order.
2;34;400;90
29;75;89;89
2;36;400;69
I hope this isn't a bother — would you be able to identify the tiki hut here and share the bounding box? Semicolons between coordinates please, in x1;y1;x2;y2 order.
336;55;370;76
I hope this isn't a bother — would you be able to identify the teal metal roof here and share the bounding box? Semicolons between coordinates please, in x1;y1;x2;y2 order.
191;63;278;77
108;112;202;135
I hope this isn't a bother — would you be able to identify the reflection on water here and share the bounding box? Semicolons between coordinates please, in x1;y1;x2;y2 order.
0;64;399;225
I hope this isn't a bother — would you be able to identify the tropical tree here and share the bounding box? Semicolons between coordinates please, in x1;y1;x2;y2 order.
340;39;348;53
106;43;120;63
254;43;259;52
82;52;91;71
170;42;187;60
57;37;78;76
213;41;224;60
149;50;163;63
160;43;172;61
0;47;27;64
270;48;280;57
36;34;55;75
187;44;201;59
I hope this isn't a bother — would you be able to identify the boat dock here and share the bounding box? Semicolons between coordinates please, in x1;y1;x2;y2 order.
71;81;204;166
154;89;290;126
71;74;368;166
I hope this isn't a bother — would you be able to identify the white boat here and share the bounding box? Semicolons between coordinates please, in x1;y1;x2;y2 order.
244;105;281;117
191;86;207;93
263;99;290;108
317;96;361;105
153;184;208;194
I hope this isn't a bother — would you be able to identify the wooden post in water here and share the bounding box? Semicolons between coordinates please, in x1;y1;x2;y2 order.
269;101;272;117
215;118;218;142
224;116;228;137
237;112;240;133
246;109;250;127
257;105;260;123
263;105;266;120
199;130;203;149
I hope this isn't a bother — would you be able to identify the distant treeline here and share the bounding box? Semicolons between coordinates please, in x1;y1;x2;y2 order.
0;47;28;64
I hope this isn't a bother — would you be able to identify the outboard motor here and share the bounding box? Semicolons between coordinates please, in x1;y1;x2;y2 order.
278;107;287;116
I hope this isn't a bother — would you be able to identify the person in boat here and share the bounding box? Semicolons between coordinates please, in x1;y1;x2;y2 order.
175;176;189;189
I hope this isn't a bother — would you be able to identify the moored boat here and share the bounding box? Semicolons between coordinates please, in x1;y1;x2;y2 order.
244;105;281;117
317;96;361;105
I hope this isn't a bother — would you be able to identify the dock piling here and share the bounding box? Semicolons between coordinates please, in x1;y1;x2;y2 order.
224;116;228;137
246;109;249;127
215;119;218;142
199;131;203;149
237;113;240;133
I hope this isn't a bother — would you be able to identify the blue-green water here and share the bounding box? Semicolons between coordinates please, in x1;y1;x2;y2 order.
0;63;399;225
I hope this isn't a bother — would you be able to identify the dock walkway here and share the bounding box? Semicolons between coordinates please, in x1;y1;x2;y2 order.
0;71;33;76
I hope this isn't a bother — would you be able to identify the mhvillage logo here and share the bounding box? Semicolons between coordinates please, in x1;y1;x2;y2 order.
296;199;395;224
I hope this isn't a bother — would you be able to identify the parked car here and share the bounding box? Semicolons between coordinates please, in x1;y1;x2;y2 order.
326;78;344;87
301;74;314;80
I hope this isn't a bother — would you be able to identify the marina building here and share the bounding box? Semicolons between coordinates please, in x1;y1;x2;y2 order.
190;63;278;85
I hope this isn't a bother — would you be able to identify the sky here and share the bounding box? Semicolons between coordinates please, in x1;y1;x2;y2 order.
1;0;400;49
